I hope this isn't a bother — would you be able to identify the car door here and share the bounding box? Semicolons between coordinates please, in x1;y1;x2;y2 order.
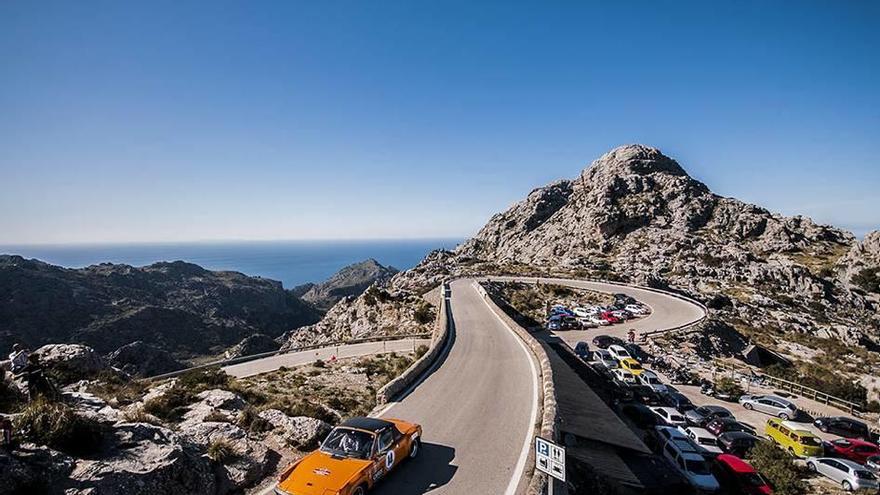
756;398;775;414
374;428;398;480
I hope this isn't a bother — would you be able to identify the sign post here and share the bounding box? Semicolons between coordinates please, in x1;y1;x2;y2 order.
535;436;565;494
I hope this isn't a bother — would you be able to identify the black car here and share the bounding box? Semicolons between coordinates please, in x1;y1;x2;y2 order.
630;385;664;406
660;391;695;413
813;416;871;440
592;335;625;349
684;405;732;426
717;431;762;457
705;417;756;437
620;403;664;429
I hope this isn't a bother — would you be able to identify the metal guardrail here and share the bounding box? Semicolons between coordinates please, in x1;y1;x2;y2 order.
713;360;865;415
143;332;433;381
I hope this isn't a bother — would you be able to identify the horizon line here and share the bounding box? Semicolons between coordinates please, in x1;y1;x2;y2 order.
0;236;469;249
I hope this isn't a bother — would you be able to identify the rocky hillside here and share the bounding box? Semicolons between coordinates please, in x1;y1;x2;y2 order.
0;256;322;359
449;145;878;343
300;259;398;310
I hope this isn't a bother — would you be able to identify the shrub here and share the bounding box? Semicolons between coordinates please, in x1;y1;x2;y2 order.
866;400;880;413
143;386;196;422
748;441;805;495
853;268;880;294
87;372;147;406
207;438;238;464
268;398;336;424
714;377;744;398
122;408;161;425
314;359;326;368
15;398;104;456
414;304;435;325
238;406;272;433
204;411;232;423
415;345;429;359
176;368;230;391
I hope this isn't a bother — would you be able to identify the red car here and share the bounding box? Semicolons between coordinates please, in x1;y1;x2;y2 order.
712;454;772;495
600;311;621;324
824;438;880;464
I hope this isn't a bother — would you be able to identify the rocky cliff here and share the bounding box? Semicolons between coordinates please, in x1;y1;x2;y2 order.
300;259;398;310
0;257;322;359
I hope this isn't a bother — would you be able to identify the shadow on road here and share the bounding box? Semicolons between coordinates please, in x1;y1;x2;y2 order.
373;442;457;494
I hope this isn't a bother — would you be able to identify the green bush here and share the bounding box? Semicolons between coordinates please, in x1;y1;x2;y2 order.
143;386;196;422
748;441;805;495
238;406;272;433
207;438;238;464
415;345;429;359
176;368;230;390
268;398;336;424
715;377;744;398
413;304;435;325
14;398;104;456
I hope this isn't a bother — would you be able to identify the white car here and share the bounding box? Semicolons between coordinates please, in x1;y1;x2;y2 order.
655;425;689;443
637;370;668;393
591;349;618;369
677;426;723;455
611;310;632;320
661;438;720;492
589;315;611;326
806;457;880;492
650;407;689;427
625;304;649;315
577;317;598;328
611;368;639;386
574;306;599;317
607;344;633;362
739;394;798;420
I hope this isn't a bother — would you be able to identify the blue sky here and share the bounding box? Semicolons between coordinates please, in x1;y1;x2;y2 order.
1;0;878;244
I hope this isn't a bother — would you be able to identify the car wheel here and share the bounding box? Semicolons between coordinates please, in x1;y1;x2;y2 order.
842;481;852;491
779;412;789;420
409;437;421;459
351;485;367;495
743;403;753;410
807;462;816;472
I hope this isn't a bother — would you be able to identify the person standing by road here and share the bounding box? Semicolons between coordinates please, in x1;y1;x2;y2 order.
627;329;637;344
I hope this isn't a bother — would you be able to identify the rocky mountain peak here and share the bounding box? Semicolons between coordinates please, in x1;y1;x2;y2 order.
583;144;689;179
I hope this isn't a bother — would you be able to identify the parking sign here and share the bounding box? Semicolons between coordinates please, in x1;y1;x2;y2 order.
535;436;565;482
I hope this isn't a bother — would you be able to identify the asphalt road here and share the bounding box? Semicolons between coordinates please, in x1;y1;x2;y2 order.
489;276;706;346
222;339;431;379
373;279;539;495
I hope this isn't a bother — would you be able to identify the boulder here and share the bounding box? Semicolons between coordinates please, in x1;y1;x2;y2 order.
180;389;246;427
107;341;183;377
177;421;275;492
257;409;330;449
33;344;107;384
0;444;75;495
66;422;215;495
225;334;279;359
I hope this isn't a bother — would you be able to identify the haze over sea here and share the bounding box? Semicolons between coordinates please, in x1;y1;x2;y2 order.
0;239;462;289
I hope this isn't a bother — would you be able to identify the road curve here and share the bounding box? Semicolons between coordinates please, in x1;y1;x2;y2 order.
489;276;706;346
373;279;539;495
222;339;431;379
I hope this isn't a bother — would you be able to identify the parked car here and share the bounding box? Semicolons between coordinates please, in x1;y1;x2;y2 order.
651;407;689;427
705;417;756;437
712;454;772;495
620;403;664;429
612;368;640;386
660;391;695;413
866;455;880;472
590;315;611;326
611;310;632;320
717;431;762;457
625;304;649;315
630;385;665;406
608;344;633;361
600;311;621;324
685;405;732;427
637;370;668;393
765;419;823;458
739;395;798;420
577;316;599;328
546;318;562;331
592;335;625;349
661;436;720;492
814;416;872;441
619;357;645;376
678;426;723;456
573;341;590;360
591;349;619;369
823;438;880;464
573;307;592;317
806;457;879;492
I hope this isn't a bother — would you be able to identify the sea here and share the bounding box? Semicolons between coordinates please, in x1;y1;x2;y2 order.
0;239;463;289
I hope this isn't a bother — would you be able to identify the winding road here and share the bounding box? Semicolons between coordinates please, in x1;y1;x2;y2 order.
249;276;706;494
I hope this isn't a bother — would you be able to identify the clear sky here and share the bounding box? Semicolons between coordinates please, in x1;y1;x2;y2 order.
1;0;878;244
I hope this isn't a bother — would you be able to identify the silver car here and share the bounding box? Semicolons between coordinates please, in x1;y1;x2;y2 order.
806;457;879;492
738;394;798;420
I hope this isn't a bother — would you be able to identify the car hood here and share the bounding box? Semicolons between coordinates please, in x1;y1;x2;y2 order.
278;451;371;495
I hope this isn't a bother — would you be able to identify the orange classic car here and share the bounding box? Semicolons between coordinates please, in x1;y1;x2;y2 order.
274;416;422;495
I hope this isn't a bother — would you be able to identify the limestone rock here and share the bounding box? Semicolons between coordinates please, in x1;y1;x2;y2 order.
107;341;183;377
177;421;274;492
33;343;107;384
257;409;330;448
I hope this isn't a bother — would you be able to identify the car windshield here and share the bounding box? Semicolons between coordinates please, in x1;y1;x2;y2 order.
742;473;767;486
320;427;374;459
628;362;642;370
646;376;661;384
800;436;821;447
686;459;711;475
698;438;717;446
669;414;685;423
